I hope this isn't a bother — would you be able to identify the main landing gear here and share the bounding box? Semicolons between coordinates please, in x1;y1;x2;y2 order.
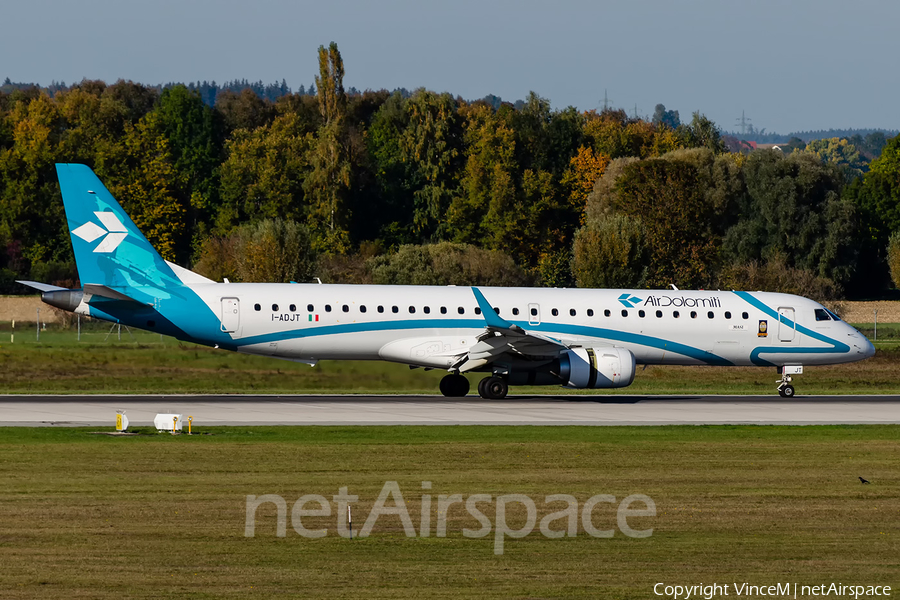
478;376;508;400
438;373;509;399
777;366;802;398
439;373;469;397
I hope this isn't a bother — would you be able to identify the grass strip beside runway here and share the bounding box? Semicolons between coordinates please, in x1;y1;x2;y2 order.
0;326;898;394
0;426;898;598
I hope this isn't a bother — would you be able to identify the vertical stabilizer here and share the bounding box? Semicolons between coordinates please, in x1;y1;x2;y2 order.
56;163;182;302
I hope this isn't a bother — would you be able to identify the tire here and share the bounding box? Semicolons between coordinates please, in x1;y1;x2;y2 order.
440;374;469;397
484;376;508;400
453;375;470;397
781;384;795;398
478;377;490;398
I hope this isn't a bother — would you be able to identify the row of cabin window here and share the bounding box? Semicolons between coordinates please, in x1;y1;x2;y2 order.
254;303;486;315
252;303;749;321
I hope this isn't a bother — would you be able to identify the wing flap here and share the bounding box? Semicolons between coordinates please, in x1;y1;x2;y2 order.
454;287;572;372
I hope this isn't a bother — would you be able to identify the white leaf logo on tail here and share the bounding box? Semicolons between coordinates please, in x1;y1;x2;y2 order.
72;212;129;253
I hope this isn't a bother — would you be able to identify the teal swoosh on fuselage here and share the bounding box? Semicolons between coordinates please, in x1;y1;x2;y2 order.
236;318;734;366
733;291;850;365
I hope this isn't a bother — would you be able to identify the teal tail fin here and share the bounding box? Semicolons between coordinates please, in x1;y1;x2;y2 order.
56;163;183;302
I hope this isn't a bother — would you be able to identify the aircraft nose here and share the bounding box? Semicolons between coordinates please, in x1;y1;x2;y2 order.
863;337;876;359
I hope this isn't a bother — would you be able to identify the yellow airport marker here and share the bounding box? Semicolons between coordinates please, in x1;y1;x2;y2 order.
172;415;178;434
188;416;193;435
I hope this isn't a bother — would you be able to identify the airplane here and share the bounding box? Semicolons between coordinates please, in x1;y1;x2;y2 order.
19;164;875;399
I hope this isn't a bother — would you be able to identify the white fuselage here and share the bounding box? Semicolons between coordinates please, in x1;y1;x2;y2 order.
187;284;874;369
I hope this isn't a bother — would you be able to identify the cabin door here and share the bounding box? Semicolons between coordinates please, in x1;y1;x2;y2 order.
221;297;240;333
777;307;795;342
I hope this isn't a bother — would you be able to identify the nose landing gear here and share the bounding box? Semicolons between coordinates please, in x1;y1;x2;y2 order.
777;366;802;397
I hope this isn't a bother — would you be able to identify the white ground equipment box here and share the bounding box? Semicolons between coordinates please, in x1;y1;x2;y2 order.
154;413;183;432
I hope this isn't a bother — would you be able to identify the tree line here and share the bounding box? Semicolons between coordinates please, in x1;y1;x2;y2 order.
1;44;899;299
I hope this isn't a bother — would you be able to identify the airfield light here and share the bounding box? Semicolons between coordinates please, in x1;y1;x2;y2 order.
188;416;193;435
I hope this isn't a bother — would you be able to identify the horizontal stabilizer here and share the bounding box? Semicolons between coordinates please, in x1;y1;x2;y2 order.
16;280;68;293
83;284;151;305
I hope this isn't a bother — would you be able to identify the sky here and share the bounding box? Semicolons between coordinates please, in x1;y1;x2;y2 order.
2;0;898;134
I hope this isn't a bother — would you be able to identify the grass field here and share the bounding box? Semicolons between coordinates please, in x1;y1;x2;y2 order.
0;426;897;599
0;322;898;395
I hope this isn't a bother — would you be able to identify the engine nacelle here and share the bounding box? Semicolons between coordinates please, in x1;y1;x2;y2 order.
559;347;636;389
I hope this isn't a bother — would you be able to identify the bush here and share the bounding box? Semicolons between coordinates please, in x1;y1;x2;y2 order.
572;215;647;289
718;253;840;303
369;242;531;287
889;231;900;290
194;219;316;283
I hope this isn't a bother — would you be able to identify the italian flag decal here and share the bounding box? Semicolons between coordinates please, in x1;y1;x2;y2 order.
309;314;319;322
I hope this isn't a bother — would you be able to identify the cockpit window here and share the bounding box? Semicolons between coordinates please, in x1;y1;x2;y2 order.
815;308;831;321
826;309;842;322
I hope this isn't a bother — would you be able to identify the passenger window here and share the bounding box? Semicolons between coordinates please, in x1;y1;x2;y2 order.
673;311;680;318
289;304;296;312
475;307;481;315
493;307;500;314
724;311;732;319
254;304;261;311
621;309;628;317
440;307;447;314
815;308;831;321
552;308;559;316
360;306;367;313
307;304;314;312
512;308;520;316
377;306;384;313
423;306;430;314
530;308;538;316
691;311;697;318
392;306;399;313
569;309;576;317
638;310;646;318
272;304;279;311
587;309;593;317
409;306;415;314
656;310;663;318
325;305;332;312
742;312;749;320
342;305;349;312
604;309;611;317
708;311;714;319
458;307;465;314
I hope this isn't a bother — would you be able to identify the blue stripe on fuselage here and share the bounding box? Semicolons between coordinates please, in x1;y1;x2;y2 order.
733;291;850;365
236;318;734;366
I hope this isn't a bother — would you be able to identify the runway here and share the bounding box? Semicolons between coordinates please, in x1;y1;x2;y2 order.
2;394;900;426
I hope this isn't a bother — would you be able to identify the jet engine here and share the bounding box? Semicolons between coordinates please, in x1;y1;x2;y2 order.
558;347;635;389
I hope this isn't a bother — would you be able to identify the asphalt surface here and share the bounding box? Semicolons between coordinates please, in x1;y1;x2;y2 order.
2;394;900;426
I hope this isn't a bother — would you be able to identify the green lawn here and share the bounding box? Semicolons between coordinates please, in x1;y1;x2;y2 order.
0;322;897;395
0;426;897;599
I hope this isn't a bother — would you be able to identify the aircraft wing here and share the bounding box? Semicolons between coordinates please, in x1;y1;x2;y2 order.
452;288;571;373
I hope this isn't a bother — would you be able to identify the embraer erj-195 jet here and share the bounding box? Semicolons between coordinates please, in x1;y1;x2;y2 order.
21;164;875;399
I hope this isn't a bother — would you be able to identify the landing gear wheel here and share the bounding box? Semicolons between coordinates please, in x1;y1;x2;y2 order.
776;367;797;398
480;376;508;400
440;374;470;397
